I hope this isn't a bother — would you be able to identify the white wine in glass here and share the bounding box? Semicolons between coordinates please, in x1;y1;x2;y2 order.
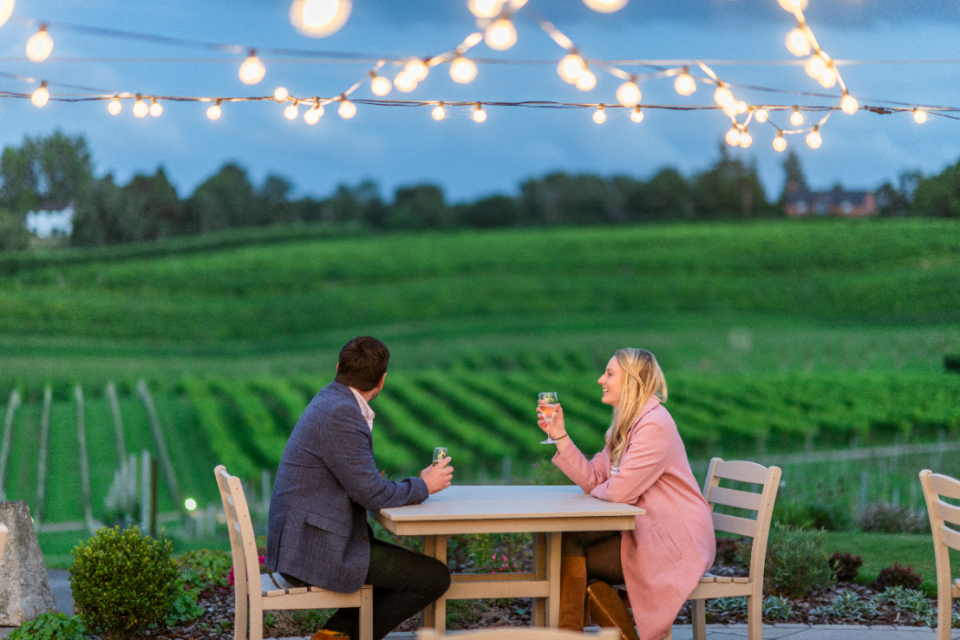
432;447;448;466
538;392;559;444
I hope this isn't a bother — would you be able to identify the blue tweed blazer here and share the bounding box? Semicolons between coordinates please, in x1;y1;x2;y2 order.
266;381;428;592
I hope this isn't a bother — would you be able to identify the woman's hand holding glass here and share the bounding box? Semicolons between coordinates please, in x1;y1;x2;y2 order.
537;403;570;450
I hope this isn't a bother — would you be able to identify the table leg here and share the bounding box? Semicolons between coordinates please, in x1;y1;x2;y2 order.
533;533;546;627
544;531;561;627
421;535;448;634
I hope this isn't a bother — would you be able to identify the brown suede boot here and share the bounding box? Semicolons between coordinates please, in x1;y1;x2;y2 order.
559;556;588;631
586;581;640;640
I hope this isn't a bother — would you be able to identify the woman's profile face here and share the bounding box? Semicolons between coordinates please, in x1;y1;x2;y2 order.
597;356;624;406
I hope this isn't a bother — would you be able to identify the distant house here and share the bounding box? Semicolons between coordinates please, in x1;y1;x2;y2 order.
25;203;75;238
783;185;877;217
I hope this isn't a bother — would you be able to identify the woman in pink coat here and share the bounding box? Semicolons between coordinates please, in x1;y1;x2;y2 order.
538;348;715;640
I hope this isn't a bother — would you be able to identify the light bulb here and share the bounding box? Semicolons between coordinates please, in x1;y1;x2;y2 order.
818;66;837;88
370;75;392;96
27;25;53;63
468;0;505;19
592;106;606;124
274;87;289;102
616;81;641;107
785;28;811;57
207;101;222;120
714;84;734;109
484;18;517;51
630;106;644;123
735;101;748;115
432;103;446;121
805;54;827;80
338;99;356;119
806;126;822;149
394;72;417;93
450;57;478;84
777;0;808;12
133;97;148;118
725;127;741;147
304;104;323;124
583;0;629;13
790;106;803;127
754;108;768;123
913;108;927;124
108;96;122;116
558;54;586;84
289;0;352;38
285;101;299;120
575;68;597;91
841;92;858;115
239;50;266;85
739;128;753;148
722;103;737;118
773;132;787;152
31;82;49;108
473;104;487;123
149;98;162;117
674;69;696;96
404;59;429;83
0;0;14;29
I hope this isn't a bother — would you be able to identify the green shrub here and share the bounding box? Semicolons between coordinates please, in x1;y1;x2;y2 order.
775;498;853;531
750;522;834;599
875;562;924;590
70;526;180;640
163;576;206;628
7;612;91;640
859;504;929;534
761;595;794;621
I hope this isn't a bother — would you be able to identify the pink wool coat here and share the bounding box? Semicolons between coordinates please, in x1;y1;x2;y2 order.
553;397;716;640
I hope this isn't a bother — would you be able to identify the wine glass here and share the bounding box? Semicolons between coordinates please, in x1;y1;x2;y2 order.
432;447;448;466
538;392;559;444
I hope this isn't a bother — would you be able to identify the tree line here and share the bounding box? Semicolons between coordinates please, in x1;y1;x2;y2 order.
0;130;956;252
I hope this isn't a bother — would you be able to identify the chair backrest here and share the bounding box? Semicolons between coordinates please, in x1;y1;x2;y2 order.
702;458;782;581
215;465;262;598
920;470;960;586
418;629;619;640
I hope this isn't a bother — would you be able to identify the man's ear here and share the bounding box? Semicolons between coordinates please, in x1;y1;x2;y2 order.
378;372;387;390
336;363;340;371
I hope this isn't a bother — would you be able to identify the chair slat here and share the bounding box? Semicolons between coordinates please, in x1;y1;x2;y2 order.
930;474;960;501
941;525;960;552
936;499;960;528
713;460;770;485
712;512;756;538
732;577;750;584
715;576;732;583
708;487;763;511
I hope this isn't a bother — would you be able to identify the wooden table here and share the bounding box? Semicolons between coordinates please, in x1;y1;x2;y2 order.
375;485;645;634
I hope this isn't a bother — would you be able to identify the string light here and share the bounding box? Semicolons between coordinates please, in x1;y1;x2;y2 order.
108;96;122;116
777;0;808;12
754;108;768;123
404;59;429;83
207;100;222;120
338;98;356;119
806;124;822;149
773;131;787;152
468;0;505;19
450;56;478;84
484;18;517;51
394;71;417;93
616;80;641;108
432;102;446;121
0;0;14;29
725;126;741;147
785;27;811;57
913;108;928;124
149;97;163;117
841;92;858;115
790;105;804;126
239;49;266;85
289;0;352;38
370;74;392;96
274;87;289;102
575;68;597;91
31;81;49;108
27;24;54;63
630;106;644;123
714;82;734;110
304;100;324;124
818;64;837;88
592;105;606;124
739;127;753;148
583;0;629;12
284;100;299;120
472;103;487;122
558;54;586;84
674;68;696;96
133;95;148;118
805;53;827;80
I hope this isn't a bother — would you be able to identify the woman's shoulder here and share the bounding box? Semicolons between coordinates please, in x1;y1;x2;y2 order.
631;400;677;436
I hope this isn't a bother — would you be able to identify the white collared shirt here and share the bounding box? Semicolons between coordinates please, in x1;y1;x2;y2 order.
349;387;376;431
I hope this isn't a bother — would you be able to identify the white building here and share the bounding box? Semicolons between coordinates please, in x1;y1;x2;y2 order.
25;205;75;238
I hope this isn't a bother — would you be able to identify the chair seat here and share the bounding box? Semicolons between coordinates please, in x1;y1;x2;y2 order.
699;573;750;584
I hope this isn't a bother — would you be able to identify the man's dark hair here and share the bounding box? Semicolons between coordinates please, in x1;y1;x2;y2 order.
335;336;390;391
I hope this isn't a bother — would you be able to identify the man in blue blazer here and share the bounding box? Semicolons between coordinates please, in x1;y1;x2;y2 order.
266;336;454;640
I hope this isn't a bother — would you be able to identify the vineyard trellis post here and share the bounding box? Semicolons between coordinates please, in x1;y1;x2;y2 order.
106;382;129;511
75;385;95;534
261;468;271;512
140;449;151;532
35;386;51;527
0;388;21;501
137;379;183;513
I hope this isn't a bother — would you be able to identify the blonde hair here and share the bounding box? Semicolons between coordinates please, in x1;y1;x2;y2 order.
604;348;668;468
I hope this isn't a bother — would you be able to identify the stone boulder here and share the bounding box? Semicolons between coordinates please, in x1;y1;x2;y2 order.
0;501;57;625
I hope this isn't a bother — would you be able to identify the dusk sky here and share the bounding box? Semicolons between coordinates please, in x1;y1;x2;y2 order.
1;0;958;203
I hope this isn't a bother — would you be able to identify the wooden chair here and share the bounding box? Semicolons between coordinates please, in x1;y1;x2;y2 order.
418;629;619;640
920;469;960;640
214;465;373;640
